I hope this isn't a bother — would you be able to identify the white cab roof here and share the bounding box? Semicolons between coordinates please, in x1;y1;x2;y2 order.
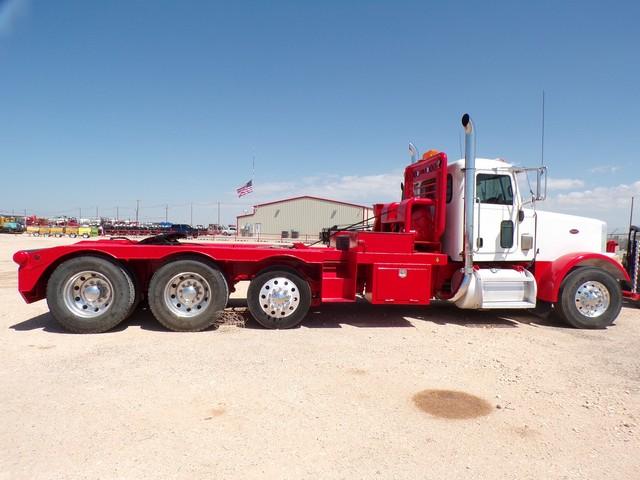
449;158;513;171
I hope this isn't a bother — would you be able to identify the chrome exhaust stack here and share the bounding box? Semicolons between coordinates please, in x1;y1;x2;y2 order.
445;113;475;303
461;113;475;275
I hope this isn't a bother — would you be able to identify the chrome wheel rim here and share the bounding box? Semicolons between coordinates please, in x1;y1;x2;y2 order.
575;281;610;318
258;277;300;318
163;272;210;317
63;271;113;318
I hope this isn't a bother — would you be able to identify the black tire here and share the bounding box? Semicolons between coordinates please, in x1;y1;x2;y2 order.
555;267;622;329
120;263;142;316
247;270;311;329
46;256;136;333
148;259;228;332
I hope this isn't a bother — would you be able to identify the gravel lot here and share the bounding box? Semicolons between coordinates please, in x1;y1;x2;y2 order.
1;235;639;479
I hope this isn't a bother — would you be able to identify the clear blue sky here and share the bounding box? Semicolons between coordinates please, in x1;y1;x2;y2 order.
1;0;638;229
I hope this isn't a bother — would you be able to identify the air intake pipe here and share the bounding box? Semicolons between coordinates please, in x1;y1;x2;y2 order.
461;113;475;274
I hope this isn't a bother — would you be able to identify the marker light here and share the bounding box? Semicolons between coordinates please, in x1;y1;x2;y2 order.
13;251;30;267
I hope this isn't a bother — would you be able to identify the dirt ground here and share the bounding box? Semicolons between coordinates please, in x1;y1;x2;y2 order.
1;235;639;480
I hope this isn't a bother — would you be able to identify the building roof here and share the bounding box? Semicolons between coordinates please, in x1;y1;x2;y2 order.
237;195;372;218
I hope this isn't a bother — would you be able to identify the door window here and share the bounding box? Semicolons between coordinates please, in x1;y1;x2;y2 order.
476;174;513;205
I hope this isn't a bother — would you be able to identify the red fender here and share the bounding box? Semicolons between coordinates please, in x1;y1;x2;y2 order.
534;253;630;303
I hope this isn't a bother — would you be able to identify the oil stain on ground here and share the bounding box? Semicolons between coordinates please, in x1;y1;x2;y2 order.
413;389;493;419
204;405;226;420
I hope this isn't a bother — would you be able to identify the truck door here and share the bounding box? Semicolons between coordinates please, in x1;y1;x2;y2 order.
474;172;519;261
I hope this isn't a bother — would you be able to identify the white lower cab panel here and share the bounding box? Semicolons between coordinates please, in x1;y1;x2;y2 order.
455;268;537;310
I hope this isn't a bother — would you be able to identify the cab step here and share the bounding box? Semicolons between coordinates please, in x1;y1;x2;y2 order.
480;301;536;309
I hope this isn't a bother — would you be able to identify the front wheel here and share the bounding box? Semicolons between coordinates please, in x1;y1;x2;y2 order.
247;270;311;329
555;267;622;329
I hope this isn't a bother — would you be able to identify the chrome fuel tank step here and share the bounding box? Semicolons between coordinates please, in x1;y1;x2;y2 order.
455;268;537;310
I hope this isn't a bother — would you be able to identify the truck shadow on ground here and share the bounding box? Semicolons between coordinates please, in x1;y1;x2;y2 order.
10;309;167;334
233;299;567;330
10;298;574;334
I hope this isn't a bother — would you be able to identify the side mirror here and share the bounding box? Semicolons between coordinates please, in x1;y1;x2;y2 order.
535;166;547;201
515;166;548;206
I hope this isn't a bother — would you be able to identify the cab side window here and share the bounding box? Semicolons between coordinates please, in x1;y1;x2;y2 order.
476;174;513;205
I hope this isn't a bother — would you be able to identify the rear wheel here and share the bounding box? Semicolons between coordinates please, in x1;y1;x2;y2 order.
46;256;136;333
148;259;228;331
555;267;622;329
247;270;311;329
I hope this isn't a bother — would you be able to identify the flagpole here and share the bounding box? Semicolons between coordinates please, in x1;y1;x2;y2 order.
252;155;255;181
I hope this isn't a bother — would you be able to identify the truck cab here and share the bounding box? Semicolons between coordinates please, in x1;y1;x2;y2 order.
374;114;630;328
444;158;536;264
443;158;607;264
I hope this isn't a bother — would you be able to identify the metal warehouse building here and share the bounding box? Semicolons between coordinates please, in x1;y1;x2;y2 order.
237;196;374;241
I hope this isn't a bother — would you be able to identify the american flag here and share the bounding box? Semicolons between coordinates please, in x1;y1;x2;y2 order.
236;179;253;197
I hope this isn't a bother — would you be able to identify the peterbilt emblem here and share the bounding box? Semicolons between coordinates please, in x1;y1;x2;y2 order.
569;229;579;234
399;268;408;278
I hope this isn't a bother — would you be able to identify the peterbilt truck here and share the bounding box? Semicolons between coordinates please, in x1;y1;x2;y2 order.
13;114;640;333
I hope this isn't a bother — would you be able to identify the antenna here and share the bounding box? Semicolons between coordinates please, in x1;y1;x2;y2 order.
541;90;545;166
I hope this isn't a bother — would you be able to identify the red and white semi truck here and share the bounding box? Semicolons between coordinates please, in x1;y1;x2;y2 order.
13;114;640;333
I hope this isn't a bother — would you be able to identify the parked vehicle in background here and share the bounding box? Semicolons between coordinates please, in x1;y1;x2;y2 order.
13;114;639;334
78;226;99;238
0;217;24;234
49;226;65;237
103;223;196;237
221;225;237;236
170;224;198;237
207;224;224;235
